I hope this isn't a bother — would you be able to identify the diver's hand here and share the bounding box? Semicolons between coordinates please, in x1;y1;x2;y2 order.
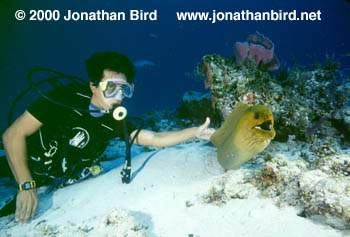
16;189;38;224
195;117;216;141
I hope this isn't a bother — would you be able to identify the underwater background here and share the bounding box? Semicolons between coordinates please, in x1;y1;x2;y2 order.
0;0;349;131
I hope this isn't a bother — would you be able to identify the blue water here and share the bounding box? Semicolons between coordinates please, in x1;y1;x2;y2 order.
0;0;349;130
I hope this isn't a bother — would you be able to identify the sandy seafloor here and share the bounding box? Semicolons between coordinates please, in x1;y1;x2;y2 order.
1;139;350;237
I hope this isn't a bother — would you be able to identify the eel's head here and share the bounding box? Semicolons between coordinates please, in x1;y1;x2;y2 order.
241;105;276;140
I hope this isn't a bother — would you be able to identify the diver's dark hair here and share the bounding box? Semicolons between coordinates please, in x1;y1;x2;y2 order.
85;51;135;85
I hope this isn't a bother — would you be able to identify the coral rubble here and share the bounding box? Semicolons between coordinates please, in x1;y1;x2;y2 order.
95;208;154;237
199;144;350;230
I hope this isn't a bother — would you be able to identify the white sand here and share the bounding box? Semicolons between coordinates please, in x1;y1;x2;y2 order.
0;141;348;236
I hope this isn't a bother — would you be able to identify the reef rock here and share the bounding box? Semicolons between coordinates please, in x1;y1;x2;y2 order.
199;151;350;230
257;154;350;229
298;171;350;229
202;169;259;205
176;91;222;127
253;154;308;198
200;54;348;142
315;154;350;176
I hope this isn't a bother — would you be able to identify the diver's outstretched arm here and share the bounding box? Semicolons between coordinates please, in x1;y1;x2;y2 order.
130;117;216;148
3;110;42;224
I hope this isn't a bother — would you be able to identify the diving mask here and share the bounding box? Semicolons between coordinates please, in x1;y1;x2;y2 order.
99;78;134;99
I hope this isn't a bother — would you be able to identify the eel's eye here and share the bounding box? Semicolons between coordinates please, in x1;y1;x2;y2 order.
254;112;259;119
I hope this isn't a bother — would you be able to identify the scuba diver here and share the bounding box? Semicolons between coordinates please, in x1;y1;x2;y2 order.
1;51;215;224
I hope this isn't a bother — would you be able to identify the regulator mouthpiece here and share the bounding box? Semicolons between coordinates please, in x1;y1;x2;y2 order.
113;105;127;120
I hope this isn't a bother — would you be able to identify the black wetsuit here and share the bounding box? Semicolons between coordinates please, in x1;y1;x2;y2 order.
0;83;136;186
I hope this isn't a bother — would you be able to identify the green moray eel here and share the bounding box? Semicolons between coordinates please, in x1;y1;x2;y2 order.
210;102;276;170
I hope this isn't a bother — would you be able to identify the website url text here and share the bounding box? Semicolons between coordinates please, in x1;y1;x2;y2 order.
176;10;322;23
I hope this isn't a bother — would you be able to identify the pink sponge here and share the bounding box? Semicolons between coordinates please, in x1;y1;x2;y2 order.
234;32;280;71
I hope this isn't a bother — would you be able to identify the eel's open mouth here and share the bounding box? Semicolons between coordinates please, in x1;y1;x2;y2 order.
253;120;273;132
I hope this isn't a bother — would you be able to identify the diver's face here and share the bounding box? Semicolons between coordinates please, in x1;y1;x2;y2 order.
90;69;127;110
